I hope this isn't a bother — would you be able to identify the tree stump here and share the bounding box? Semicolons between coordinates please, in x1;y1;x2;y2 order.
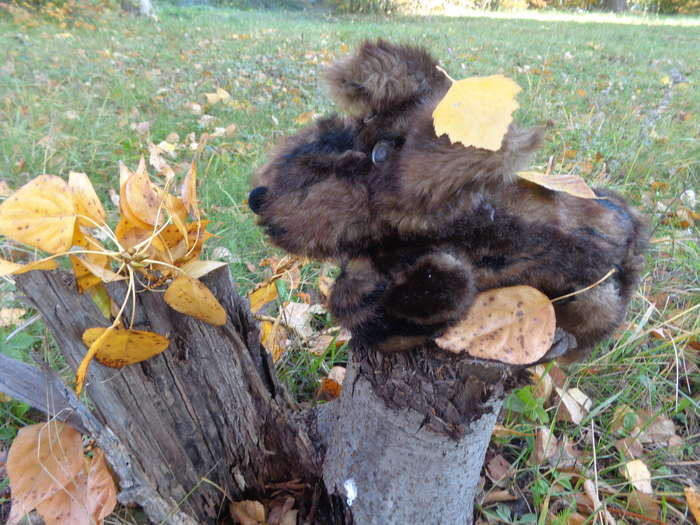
4;268;524;525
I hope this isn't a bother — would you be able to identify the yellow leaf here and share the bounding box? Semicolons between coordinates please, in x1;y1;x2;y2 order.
7;421;84;524
164;275;227;325
82;327;170;369
0;307;25;327
660;75;670;86
432;75;521;151
180;259;229;279
622;459;653;494
685;486;700;523
216;87;230;101
68;171;106;228
70;227;111;292
0;256;58;277
120;161;164;227
0;175;77;253
294;111;315;125
260;319;287;362
517;171;598;199
181;161;200;220
434;285;555;365
249;280;278;314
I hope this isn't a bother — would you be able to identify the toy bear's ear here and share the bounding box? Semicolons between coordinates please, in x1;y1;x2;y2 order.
324;40;449;118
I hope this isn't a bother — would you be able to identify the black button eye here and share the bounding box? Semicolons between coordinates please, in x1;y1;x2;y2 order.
371;140;392;165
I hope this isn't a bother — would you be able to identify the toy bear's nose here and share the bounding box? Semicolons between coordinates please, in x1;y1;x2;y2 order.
248;186;268;214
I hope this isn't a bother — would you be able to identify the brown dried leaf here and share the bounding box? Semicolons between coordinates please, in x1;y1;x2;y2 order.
554;387;591;425
260;319;288;362
7;421;84;524
627;488;659;518
0;175;77;254
164;276;227;326
435;285;555;364
486;454;513;487
614;437;644;460
517;171;598;199
532;426;559;464
0;307;25;327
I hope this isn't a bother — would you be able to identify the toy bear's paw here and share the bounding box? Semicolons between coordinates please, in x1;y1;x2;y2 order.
328;257;388;330
383;251;476;326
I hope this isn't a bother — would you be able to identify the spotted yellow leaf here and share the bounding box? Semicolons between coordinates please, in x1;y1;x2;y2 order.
433;75;521;151
0;175;77;253
82;327;170;369
164;275;226;325
68;171;106;228
435;285;555;365
0;257;58;278
517;171;598;199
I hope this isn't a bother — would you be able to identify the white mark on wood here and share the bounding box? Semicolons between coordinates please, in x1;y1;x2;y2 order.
344;478;357;506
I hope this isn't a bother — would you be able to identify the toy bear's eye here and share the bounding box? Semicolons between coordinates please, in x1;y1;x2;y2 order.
371;140;392;165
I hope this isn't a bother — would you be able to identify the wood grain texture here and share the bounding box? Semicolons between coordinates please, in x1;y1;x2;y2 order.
15;268;318;524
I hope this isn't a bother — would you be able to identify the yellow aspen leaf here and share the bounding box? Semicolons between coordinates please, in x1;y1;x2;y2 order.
181;161;200;220
432;74;521;151
0;175;77;254
114;216;160;253
164;192;189;244
435;285;555;365
76;325;113;394
249;280;278;314
68;171;106;228
87;283;113;319
82;327;170;369
122;162;166;227
685;486;700;523
180;259;229;279
260;318;287;362
70;227;111;292
216;87;231;101
7;421;84;524
0;256;58;277
162;221;213;265
295;111;315;125
164;275;227;325
517;171;598;199
622;459;653;494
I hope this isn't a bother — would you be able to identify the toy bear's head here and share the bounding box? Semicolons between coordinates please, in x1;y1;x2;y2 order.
250;40;542;261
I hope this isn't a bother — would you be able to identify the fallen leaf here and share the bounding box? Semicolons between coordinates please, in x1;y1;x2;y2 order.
435;285;555;365
282;301;317;339
433;74;521;151
554;387;592;425
181;161;200;219
260;318;288;362
486;454;514;487
482;490;517;504
7;421;84;524
0;307;25;327
685;486;700;523
614;437;644;460
230;500;266;525
517;171;598;199
164;275;227;325
0;175;77;253
121;161;165;227
622;459;653;494
627;488;659;518
318;377;342;401
249;280;279;314
532;426;559;464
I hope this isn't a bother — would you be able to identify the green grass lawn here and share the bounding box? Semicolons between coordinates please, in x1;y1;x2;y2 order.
1;5;699;524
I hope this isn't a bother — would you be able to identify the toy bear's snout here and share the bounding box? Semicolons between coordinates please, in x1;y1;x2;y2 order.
248;186;268;214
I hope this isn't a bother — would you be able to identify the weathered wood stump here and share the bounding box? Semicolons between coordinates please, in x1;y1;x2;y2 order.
2;268;522;525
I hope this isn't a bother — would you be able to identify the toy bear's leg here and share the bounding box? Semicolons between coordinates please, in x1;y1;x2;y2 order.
329;251;476;352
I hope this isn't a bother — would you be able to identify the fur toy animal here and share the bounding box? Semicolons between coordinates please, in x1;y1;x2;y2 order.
250;40;647;360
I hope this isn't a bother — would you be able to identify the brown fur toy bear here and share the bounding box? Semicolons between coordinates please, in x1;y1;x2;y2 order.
250;40;647;360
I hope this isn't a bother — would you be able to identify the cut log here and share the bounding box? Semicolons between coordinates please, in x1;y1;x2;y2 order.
7;268;535;525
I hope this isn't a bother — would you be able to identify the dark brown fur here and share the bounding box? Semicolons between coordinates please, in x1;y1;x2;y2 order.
250;40;647;359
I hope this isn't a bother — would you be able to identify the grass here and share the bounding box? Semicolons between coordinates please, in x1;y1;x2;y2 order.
0;4;699;524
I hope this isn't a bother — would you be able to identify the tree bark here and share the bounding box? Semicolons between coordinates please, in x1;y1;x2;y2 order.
604;0;627;12
7;269;523;525
13;269;319;525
